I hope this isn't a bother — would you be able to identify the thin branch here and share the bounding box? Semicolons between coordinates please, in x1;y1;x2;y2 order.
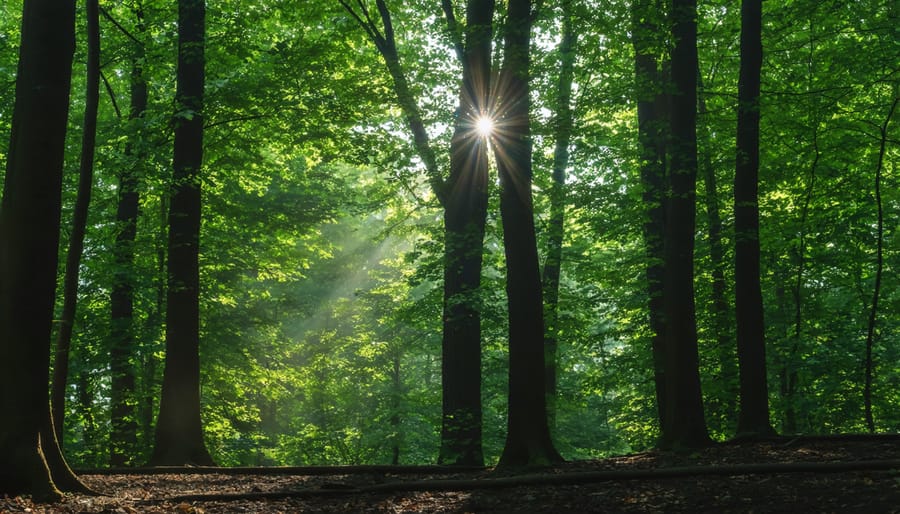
204;113;267;130
441;0;465;64
338;0;385;49
100;70;123;118
99;6;143;47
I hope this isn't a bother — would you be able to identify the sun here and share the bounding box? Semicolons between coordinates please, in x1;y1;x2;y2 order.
474;115;495;138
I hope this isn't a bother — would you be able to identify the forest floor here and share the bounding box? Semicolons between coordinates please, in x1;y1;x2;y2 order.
2;435;899;513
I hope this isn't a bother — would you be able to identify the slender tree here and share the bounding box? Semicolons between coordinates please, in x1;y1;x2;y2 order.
0;0;86;500
660;0;710;449
733;0;775;437
496;0;562;467
149;0;214;466
51;0;101;448
541;0;577;431
110;3;147;467
631;0;669;432
863;96;897;433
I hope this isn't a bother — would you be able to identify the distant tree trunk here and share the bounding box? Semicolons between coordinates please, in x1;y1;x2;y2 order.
864;97;897;433
149;0;214;466
110;3;147;467
438;0;493;467
697;71;736;429
51;0;101;448
390;352;402;465
496;0;562;467
0;0;83;501
631;0;669;433
542;0;576;432
660;0;710;449
733;0;775;438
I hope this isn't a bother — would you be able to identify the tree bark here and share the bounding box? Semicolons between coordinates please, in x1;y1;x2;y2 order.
660;0;711;449
110;3;147;467
733;0;775;437
496;0;562;467
438;0;493;467
149;0;214;466
0;0;81;501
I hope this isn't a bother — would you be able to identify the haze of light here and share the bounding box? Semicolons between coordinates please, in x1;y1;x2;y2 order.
475;115;494;138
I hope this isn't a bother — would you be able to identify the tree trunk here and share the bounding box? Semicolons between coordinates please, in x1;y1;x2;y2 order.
697;71;737;431
863;97;897;433
660;0;711;449
110;4;147;467
541;0;576;432
149;0;214;466
733;0;775;438
438;0;493;467
496;0;562;467
50;0;101;449
631;0;669;433
0;0;81;501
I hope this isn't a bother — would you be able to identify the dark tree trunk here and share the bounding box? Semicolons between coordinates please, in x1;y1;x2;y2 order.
0;0;81;501
733;0;775;438
631;0;669;432
149;0;214;466
110;4;147;467
496;0;562;467
51;0;101;448
864;97;897;433
438;0;493;467
541;0;576;432
659;0;710;449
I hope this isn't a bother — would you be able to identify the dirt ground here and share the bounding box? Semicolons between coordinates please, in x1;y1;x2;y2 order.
2;435;898;513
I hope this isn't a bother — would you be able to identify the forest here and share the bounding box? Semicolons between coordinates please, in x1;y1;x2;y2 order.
0;0;897;505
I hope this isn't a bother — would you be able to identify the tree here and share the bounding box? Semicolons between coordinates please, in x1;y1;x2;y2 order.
51;0;101;448
0;0;85;500
109;2;148;467
733;0;775;437
495;0;562;467
339;0;493;465
863;96;897;433
659;0;710;449
149;0;214;466
439;0;494;466
541;0;577;431
631;0;669;433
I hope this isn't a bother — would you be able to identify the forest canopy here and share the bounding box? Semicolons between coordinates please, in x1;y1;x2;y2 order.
0;0;897;479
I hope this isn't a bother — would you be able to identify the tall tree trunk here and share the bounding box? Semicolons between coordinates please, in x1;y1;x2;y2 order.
697;71;736;430
631;0;669;433
496;0;562;467
541;0;576;432
149;0;214;466
50;0;101;449
110;3;147;467
339;0;493;466
438;0;493;467
863;97;897;433
0;0;83;501
660;0;710;449
733;0;775;438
